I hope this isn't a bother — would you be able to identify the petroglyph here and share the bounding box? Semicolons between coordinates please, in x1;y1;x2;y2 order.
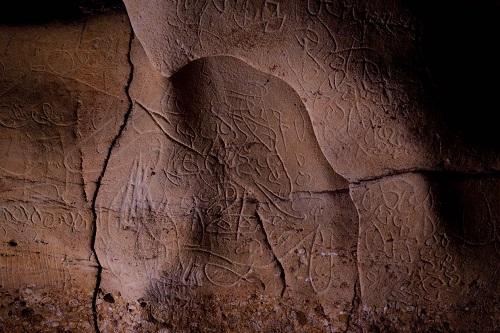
94;42;358;331
0;11;132;332
1;1;500;332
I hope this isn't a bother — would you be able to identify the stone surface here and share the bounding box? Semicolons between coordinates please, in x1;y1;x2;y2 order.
1;1;500;332
351;173;500;331
0;11;131;332
95;41;358;332
122;0;500;181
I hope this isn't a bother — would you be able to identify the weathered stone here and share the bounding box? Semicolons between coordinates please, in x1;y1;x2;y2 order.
1;1;500;332
122;0;500;182
0;11;131;332
95;41;358;331
351;173;500;331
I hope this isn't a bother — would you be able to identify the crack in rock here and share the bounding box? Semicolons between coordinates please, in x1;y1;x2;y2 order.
255;207;287;298
90;29;136;333
351;168;500;185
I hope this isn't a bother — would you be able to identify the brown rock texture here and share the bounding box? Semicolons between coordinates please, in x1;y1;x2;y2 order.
0;9;132;332
1;1;499;332
351;173;500;331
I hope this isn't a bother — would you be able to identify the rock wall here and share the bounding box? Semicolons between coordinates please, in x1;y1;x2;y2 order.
0;10;131;332
1;1;499;332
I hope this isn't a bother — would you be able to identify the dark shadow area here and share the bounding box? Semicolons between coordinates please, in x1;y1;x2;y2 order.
426;171;500;329
410;0;500;151
0;0;123;25
425;171;500;250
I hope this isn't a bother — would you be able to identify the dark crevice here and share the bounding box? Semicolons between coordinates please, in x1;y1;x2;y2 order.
346;186;363;332
345;276;361;332
291;188;350;196
90;28;135;333
351;167;500;185
255;208;287;298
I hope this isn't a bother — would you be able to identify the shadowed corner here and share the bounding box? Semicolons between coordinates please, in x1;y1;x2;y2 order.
427;171;500;328
0;0;124;25
427;171;499;247
409;0;500;152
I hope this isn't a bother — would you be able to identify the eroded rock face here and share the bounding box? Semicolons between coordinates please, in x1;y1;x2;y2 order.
1;1;500;332
351;173;500;331
122;0;500;181
95;42;358;332
0;11;131;332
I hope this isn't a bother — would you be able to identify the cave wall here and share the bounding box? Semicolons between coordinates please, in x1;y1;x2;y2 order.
0;1;499;332
0;10;131;332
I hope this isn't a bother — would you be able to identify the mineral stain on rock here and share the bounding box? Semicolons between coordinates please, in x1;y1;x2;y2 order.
1;0;499;332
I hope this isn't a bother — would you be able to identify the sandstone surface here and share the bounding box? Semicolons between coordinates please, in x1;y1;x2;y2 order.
1;1;499;332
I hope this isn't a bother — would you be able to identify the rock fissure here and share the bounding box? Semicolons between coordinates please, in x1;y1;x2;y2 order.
255;207;287;298
2;2;499;331
345;276;361;332
351;168;500;185
90;29;136;333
